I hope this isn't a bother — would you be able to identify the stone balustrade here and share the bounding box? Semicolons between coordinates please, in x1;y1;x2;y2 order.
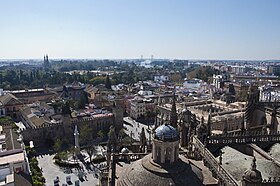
207;133;280;145
115;153;148;162
193;136;239;186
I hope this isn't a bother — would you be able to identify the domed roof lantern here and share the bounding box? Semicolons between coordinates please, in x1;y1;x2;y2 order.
242;157;262;183
154;123;179;142
121;147;129;153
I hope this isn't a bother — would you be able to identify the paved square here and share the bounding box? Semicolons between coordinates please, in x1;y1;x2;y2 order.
37;154;99;186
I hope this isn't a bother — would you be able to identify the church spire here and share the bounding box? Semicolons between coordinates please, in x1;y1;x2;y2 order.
223;119;228;135
108;125;118;151
107;125;117;186
251;157;257;171
139;127;147;153
207;109;212;136
170;91;178;128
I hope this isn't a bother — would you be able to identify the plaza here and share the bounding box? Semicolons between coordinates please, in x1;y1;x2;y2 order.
37;147;107;186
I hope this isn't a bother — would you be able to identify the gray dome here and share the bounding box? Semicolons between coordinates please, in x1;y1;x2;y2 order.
118;154;204;186
243;169;262;183
155;124;179;142
243;157;262;183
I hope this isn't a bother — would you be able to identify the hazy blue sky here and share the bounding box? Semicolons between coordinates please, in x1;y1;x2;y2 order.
0;0;280;60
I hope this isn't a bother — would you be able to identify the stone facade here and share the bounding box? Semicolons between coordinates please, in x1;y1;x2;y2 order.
152;139;179;164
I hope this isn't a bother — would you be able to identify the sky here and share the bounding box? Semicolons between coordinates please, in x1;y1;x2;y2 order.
0;0;280;60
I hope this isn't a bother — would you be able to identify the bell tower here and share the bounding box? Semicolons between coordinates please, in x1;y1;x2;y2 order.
170;91;178;129
112;98;124;134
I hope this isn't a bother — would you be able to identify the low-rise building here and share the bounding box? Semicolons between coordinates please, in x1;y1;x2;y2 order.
0;94;23;121
154;75;169;82
0;126;31;186
48;82;86;101
267;65;280;76
129;97;156;120
212;75;223;89
5;88;57;104
20;99;124;147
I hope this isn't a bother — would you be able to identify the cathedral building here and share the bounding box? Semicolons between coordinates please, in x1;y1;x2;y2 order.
117;123;217;186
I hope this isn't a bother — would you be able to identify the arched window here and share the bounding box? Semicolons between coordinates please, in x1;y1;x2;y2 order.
156;146;161;163
165;147;171;163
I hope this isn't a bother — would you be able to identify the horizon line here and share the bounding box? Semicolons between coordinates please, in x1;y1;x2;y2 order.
0;58;280;61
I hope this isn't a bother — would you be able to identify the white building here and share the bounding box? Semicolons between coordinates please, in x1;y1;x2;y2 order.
212;75;223;89
0;127;30;186
231;66;245;74
129;97;155;119
183;78;203;92
154;75;169;82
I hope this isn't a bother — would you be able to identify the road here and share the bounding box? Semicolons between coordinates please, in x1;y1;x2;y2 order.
123;117;154;141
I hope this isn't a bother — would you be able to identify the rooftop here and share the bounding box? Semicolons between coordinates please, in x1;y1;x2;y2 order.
0;151;24;165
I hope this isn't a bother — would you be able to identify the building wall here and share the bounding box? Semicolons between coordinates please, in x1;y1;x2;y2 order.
130;100;155;120
268;65;280;76
5;103;23;121
0;166;10;181
21;115;115;147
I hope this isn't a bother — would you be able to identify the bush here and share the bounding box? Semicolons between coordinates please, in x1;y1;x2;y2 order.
25;146;36;158
0;116;18;130
26;148;46;185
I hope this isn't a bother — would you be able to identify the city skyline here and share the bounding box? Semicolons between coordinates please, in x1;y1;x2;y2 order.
1;0;280;60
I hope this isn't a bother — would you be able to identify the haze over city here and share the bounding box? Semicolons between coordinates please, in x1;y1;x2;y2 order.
1;0;280;60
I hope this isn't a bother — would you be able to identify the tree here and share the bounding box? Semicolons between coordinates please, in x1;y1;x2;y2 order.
170;73;182;83
62;101;71;115
80;124;93;146
97;130;104;141
0;116;18;131
26;146;36;158
105;75;112;90
80;124;99;162
90;76;106;86
187;66;220;82
236;90;248;102
53;138;63;152
77;91;89;109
